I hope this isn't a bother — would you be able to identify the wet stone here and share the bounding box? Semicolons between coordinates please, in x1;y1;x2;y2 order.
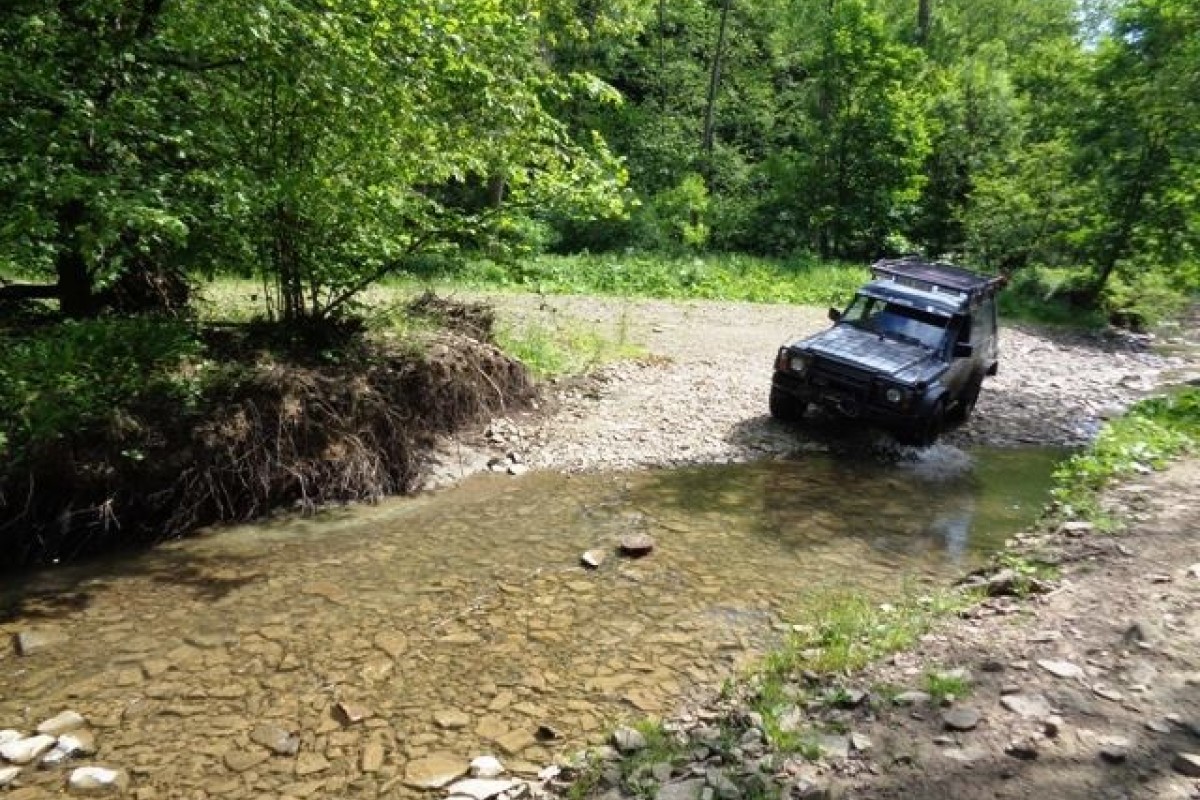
496;729;536;756
404;753;468;789
893;691;931;707
14;629;69;656
37;711;86;737
446;778;519;800
56;730;97;757
373;631;408;659
250;724;300;756
295;752;331;776
581;550;607;569
0;766;20;787
435;709;471;730
224;749;269;772
619;535;656;557
657;778;706;800
1099;738;1131;764
361;741;385;773
1004;739;1039;760
335;701;371;725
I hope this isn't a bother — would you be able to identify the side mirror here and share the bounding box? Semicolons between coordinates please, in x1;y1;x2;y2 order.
827;307;842;323
953;342;974;358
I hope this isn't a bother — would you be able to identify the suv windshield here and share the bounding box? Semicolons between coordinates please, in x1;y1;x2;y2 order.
841;294;950;350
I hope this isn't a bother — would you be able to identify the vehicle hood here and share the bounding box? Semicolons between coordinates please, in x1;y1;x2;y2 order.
794;324;942;384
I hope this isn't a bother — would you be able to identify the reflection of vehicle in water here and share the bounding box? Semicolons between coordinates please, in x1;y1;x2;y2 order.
770;257;1005;446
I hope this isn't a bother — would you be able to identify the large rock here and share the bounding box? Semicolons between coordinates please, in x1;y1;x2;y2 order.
0;735;56;765
67;766;129;796
37;711;86;737
404;753;468;789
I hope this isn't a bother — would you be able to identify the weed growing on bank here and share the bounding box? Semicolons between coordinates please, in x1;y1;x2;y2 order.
1051;387;1200;523
495;313;644;378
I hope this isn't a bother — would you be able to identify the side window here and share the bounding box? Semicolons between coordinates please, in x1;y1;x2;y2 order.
971;299;994;345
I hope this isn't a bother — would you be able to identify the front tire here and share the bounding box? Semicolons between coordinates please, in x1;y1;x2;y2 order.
769;384;807;423
949;375;983;425
900;397;946;447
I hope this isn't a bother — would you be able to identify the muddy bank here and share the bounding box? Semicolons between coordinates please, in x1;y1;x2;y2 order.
424;296;1198;486
0;308;534;570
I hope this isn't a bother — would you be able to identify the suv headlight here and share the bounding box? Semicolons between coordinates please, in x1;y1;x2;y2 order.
790;355;810;375
882;385;912;405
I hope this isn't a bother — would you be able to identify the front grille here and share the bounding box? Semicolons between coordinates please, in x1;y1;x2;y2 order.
809;359;872;398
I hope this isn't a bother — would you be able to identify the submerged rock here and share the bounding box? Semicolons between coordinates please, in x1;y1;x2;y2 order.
0;735;56;765
37;711;86;737
67;766;128;795
405;753;468;789
619;535;655;557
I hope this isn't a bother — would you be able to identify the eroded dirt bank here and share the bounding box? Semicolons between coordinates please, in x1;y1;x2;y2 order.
424;295;1197;485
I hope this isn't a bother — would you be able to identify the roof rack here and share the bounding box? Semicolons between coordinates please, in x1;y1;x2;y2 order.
871;257;1005;306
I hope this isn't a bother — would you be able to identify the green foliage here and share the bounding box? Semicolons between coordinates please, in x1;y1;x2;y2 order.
494;315;642;379
0;319;204;458
449;253;870;307
923;671;971;704
1051;388;1200;521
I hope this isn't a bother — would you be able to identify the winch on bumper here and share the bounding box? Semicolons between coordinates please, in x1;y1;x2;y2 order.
771;347;924;423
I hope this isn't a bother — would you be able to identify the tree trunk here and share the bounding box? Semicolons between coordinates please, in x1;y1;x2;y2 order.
917;0;933;45
55;199;98;318
701;0;733;183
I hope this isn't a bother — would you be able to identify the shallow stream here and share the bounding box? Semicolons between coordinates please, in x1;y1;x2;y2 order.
0;445;1063;797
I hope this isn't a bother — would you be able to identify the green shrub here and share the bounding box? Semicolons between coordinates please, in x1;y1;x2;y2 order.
0;319;204;460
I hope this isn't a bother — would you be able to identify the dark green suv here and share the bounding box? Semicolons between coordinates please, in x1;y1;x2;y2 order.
770;258;1004;446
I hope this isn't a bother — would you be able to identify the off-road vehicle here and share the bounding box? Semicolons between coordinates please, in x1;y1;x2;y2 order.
769;257;1004;446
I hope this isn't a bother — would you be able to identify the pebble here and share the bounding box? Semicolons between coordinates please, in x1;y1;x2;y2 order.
362;742;385;773
893;691;931;707
1038;659;1084;679
1099;738;1131;764
36;711;86;737
13;629;68;656
1172;752;1200;778
67;766;129;795
404;753;468;789
1144;719;1171;734
250;724;300;756
619;535;655;557
469;756;504;778
0;735;56;765
1000;693;1052;720
656;778;706;800
445;778;519;800
612;726;647;753
0;766;20;787
849;732;873;753
581;550;606;569
1004;738;1039;760
56;730;97;757
435;709;471;730
942;708;981;732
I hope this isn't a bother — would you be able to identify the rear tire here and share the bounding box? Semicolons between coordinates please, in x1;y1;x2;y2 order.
769;385;807;423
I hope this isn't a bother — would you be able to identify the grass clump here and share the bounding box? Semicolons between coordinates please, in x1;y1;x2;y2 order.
495;315;643;378
1051;388;1200;523
923;670;972;704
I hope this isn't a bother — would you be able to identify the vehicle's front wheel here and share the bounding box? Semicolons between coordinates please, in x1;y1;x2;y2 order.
900;397;946;447
769;385;808;423
949;375;983;425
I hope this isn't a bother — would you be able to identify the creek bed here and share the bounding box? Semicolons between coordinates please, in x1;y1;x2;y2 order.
0;445;1063;797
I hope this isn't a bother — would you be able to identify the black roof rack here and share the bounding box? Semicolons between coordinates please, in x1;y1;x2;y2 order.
871;257;1005;304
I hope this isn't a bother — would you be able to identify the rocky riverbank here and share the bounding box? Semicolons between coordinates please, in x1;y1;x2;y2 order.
535;459;1200;800
422;296;1198;487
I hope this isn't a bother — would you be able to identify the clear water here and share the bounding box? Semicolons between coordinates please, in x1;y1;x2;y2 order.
0;446;1064;796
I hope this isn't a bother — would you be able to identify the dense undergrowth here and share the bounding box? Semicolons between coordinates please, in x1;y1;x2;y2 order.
0;300;535;570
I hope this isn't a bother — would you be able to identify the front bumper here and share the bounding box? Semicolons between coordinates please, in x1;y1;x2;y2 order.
772;369;917;423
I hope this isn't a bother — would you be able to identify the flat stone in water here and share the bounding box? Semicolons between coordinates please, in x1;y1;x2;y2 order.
404;753;468;789
1038;659;1084;679
581;550;607;569
361;742;385;773
14;629;68;656
943;708;981;732
469;755;504;778
373;631;408;658
250;724;299;756
0;766;21;788
619;534;655;557
435;709;471;730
